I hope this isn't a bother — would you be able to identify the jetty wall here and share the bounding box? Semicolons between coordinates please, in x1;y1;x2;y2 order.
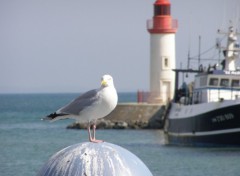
67;103;166;129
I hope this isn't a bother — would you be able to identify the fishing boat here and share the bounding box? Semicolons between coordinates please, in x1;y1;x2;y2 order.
164;26;240;146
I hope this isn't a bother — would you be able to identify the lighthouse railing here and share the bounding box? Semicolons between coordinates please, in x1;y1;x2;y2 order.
146;19;178;31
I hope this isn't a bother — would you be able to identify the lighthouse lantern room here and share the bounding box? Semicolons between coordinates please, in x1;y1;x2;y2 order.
147;0;178;104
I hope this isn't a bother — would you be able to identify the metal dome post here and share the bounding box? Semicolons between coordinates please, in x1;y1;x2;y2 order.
37;142;153;176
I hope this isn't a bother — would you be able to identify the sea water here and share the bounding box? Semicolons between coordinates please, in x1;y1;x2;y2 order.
0;93;240;176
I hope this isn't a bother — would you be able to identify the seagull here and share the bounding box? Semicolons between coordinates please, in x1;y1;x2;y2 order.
44;74;118;143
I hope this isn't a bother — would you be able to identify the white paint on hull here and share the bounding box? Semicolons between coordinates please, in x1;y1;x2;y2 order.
168;128;240;137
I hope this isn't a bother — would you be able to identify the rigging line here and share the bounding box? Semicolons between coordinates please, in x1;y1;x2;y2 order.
189;49;221;61
189;35;227;59
202;47;222;61
190;45;216;59
208;47;220;61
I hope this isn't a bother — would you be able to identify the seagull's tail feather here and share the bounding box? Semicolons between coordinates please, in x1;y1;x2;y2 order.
41;112;69;122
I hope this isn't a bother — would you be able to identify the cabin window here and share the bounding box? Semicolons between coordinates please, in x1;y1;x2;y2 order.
220;79;229;87
209;78;218;86
231;79;240;87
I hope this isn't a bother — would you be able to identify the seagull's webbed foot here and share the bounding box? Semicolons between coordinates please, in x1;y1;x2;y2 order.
88;122;104;143
89;138;104;143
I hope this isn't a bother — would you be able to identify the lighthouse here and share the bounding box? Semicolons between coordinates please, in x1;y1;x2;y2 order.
147;0;178;104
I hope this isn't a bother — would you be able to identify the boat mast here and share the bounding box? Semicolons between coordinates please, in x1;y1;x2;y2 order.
198;35;201;67
218;26;240;71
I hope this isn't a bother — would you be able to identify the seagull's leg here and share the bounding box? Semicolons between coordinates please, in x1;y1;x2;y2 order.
92;119;97;140
87;121;93;142
91;120;104;143
87;120;102;143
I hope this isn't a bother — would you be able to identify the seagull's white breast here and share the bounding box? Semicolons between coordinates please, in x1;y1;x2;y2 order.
78;86;118;122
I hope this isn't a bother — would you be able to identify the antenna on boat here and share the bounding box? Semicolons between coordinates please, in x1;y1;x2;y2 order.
180;62;185;82
186;15;192;77
186;50;190;78
198;35;201;67
216;37;222;64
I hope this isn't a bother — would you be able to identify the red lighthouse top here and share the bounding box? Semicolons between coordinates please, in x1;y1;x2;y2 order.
147;0;178;33
154;0;170;5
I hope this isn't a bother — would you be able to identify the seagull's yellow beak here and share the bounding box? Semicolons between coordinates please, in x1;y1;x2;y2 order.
101;80;108;87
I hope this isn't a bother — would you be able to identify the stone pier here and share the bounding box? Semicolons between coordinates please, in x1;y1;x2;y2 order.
67;103;166;129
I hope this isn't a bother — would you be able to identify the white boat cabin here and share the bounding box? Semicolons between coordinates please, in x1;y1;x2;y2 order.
192;70;240;103
177;26;240;105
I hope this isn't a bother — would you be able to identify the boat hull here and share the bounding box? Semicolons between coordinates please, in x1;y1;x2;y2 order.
166;130;240;147
165;102;240;146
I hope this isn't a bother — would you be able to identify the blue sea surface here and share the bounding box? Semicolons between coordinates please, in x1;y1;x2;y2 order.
0;93;240;176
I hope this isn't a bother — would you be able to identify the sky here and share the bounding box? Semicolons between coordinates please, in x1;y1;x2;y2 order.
0;0;239;93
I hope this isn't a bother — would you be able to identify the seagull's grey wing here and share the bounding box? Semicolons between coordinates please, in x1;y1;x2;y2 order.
57;89;99;115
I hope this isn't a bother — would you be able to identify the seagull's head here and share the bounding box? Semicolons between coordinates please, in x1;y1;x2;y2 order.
101;75;114;87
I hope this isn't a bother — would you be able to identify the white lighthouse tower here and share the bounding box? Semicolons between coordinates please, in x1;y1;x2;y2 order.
147;0;178;104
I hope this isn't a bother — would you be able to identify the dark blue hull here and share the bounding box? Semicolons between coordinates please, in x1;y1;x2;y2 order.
165;103;240;146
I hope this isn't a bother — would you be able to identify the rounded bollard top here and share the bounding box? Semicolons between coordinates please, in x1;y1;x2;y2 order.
37;142;153;176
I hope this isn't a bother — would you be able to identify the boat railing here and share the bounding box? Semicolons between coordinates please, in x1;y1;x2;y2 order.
137;87;240;105
177;87;240;105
